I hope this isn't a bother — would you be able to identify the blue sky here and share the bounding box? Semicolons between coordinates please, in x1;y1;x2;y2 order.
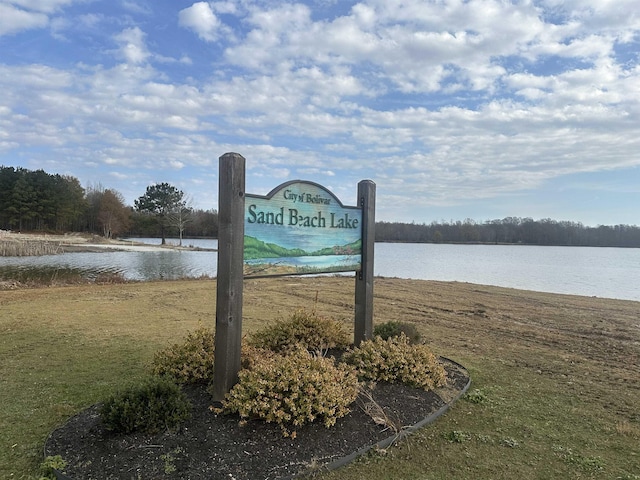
1;0;639;227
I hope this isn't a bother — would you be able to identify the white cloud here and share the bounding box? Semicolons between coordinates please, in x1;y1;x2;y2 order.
0;0;82;36
0;3;48;35
114;27;150;64
211;1;236;15
221;1;546;94
179;2;221;42
0;0;639;222
6;0;74;14
121;1;151;15
215;0;637;102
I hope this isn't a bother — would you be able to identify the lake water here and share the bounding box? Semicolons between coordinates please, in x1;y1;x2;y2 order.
1;238;638;301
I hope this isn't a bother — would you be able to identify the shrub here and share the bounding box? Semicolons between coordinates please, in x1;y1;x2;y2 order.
464;388;488;405
100;377;192;434
373;320;421;344
248;308;350;354
221;347;360;438
342;333;447;390
151;327;215;384
240;343;278;370
444;430;472;443
40;455;67;479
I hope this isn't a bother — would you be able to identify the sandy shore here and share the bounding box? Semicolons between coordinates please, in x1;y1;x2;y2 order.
63;242;169;252
0;232;207;253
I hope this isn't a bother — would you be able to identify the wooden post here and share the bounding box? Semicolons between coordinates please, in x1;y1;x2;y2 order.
212;152;245;402
354;180;375;345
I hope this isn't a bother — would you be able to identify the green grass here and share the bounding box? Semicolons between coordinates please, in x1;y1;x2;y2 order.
1;327;155;478
1;278;639;479
321;358;640;480
1;280;218;479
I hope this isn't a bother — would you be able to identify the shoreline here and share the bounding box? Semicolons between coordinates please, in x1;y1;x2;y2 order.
1;232;637;302
0;232;217;255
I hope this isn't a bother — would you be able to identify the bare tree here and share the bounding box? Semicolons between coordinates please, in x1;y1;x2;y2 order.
98;189;131;239
166;196;194;246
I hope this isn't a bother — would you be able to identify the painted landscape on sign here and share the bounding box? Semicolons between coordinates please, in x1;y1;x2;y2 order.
243;181;362;277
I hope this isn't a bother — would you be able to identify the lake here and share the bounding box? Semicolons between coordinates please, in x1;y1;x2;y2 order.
1;238;638;301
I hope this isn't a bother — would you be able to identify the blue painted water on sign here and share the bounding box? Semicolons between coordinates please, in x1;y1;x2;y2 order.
244;254;360;271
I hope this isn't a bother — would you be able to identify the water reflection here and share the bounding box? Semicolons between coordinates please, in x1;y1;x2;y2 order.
130;250;217;280
0;245;219;282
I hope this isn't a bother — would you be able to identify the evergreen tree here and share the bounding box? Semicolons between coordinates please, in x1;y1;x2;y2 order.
134;183;185;244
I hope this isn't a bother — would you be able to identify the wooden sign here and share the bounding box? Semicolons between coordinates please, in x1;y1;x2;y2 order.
244;181;362;277
213;153;375;401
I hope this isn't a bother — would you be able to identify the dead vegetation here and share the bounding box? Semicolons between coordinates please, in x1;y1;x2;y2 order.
0;232;90;256
0;237;63;256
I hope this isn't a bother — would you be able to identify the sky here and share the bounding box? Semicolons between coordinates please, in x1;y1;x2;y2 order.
1;0;639;227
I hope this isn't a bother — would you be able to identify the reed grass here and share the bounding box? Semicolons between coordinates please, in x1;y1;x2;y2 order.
0;239;62;257
0;267;87;287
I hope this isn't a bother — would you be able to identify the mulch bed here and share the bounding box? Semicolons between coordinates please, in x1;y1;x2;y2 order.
45;359;469;480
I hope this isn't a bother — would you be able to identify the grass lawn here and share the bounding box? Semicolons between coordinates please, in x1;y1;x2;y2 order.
1;277;638;479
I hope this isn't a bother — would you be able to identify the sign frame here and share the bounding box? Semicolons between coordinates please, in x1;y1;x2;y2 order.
244;180;363;278
212;153;376;401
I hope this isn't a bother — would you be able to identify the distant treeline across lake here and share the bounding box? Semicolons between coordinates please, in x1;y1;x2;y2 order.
2;166;638;248
376;218;640;248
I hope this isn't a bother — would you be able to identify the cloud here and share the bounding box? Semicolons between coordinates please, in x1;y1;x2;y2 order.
0;3;48;35
221;2;532;96
7;0;74;14
0;0;82;36
0;0;638;223
114;27;150;64
211;1;236;15
121;0;151;15
179;2;221;42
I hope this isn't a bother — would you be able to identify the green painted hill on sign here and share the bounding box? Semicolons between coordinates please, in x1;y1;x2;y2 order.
244;236;308;260
244;236;361;260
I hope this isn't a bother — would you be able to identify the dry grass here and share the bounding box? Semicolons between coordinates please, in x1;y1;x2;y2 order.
1;277;639;479
0;238;62;256
0;232;91;256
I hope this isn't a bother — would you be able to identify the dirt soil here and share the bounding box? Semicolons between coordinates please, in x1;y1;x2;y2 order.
45;359;469;480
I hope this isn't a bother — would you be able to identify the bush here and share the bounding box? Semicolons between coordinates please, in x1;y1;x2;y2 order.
221;347;360;438
343;333;447;391
248;308;350;354
40;455;67;479
240;343;278;370
373;320;422;344
151;327;215;384
100;377;192;434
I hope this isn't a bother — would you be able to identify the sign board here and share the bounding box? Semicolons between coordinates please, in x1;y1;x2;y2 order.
244;181;362;277
213;153;375;401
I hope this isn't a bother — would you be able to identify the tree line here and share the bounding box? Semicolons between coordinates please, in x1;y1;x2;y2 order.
376;218;640;248
2;166;639;247
0;166;218;242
